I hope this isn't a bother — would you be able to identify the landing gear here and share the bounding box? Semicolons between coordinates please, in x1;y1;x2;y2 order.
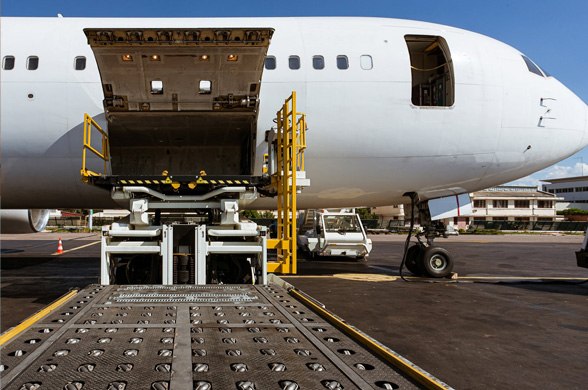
405;245;422;275
418;246;454;278
402;196;455;278
405;244;455;278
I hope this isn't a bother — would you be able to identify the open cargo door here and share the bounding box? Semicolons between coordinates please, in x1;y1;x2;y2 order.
84;28;274;179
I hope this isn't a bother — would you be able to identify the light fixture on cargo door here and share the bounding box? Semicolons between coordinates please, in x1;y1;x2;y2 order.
122;54;133;62
200;55;210;61
227;54;238;61
199;80;211;94
150;54;161;61
151;80;163;94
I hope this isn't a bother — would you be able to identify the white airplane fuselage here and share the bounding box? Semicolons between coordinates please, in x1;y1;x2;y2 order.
1;17;587;211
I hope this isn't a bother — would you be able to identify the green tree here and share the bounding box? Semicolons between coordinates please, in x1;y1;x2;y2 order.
240;210;261;219
356;207;378;220
559;208;588;215
260;211;275;218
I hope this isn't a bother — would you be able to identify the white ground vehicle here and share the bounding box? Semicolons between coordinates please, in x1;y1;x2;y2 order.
298;210;372;259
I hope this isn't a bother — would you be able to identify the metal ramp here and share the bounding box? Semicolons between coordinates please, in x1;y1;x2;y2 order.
0;284;452;390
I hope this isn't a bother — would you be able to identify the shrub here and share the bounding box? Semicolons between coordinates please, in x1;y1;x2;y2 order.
558;208;588;215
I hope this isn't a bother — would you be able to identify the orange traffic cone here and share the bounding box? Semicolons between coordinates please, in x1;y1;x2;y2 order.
56;238;64;254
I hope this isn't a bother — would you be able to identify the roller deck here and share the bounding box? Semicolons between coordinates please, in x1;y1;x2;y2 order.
0;283;451;390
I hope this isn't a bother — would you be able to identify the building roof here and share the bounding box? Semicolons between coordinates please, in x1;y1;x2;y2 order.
472;190;556;198
541;175;588;184
472;186;558;199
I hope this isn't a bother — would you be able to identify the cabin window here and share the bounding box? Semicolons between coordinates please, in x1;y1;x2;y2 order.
405;35;455;107
360;55;373;70
289;55;300;70
313;55;324;70
336;55;348;70
521;55;544;77
27;56;39;70
3;56;15;70
75;56;86;70
265;56;276;70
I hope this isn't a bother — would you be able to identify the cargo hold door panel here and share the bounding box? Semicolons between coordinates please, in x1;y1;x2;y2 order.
84;28;274;178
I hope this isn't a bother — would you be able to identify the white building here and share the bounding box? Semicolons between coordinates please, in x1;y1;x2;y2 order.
541;176;588;211
374;186;560;229
467;186;561;228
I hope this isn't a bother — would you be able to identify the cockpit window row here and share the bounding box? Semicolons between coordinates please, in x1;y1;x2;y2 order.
521;55;549;77
2;56;87;71
265;55;373;70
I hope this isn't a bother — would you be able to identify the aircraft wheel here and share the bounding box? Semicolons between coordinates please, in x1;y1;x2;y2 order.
405;245;422;275
418;246;454;278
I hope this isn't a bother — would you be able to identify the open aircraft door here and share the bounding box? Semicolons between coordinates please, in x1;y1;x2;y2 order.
83;28;274;179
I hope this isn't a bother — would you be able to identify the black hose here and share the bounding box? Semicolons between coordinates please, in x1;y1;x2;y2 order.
399;193;417;282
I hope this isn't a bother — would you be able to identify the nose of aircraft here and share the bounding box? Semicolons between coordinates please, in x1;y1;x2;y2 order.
580;103;588;150
584;104;588;145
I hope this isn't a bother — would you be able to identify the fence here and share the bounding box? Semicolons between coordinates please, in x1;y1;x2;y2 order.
46;217;587;233
469;220;588;232
46;217;117;229
362;219;406;232
363;219;587;233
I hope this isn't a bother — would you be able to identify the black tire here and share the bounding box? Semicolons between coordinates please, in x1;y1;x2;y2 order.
299;249;314;261
405;245;422;275
418;246;454;278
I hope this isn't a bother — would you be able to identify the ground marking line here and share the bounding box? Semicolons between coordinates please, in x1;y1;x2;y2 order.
51;240;100;255
2;235;99;251
281;274;587;281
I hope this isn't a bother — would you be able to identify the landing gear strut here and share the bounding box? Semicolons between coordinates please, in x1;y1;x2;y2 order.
405;198;455;278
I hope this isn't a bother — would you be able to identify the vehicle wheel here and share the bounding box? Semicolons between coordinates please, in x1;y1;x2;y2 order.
299;250;314;261
405;245;422;275
355;255;366;262
418;246;454;278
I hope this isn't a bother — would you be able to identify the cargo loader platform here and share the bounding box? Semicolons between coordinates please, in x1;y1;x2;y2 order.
0;283;452;390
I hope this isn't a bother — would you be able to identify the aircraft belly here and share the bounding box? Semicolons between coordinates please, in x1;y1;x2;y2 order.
1;156;116;209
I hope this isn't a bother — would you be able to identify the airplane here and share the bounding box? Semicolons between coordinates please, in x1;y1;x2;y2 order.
1;16;587;275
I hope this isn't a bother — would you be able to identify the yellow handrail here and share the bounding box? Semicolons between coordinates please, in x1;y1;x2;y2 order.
81;113;109;181
267;92;307;274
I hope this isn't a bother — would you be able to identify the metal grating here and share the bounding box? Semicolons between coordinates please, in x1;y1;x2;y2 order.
1;284;424;389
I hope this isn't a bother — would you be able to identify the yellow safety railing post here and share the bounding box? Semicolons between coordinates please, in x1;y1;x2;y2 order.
290;92;297;274
268;91;307;275
81;113;110;181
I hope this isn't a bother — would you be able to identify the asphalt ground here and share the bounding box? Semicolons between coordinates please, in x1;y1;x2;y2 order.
2;232;588;389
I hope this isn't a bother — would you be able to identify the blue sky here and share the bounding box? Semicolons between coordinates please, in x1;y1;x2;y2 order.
3;0;588;186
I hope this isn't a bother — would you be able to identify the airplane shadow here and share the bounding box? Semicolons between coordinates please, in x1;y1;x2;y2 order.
496;280;588;297
1;257;53;270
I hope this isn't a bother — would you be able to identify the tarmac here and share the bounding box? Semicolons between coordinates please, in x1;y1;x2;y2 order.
2;232;588;389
